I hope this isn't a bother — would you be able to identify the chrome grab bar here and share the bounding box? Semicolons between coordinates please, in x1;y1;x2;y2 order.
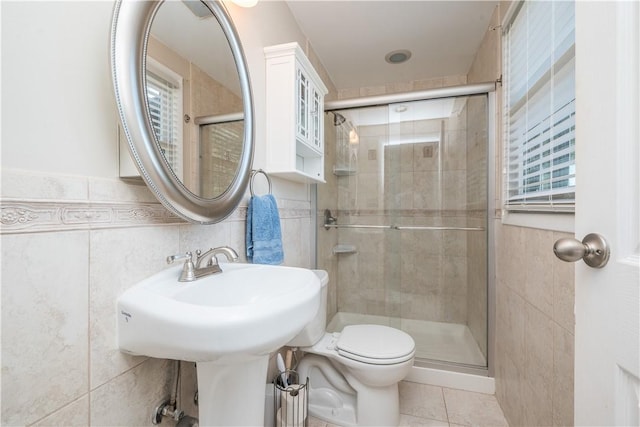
324;224;389;230
395;225;485;231
323;223;484;231
322;209;484;231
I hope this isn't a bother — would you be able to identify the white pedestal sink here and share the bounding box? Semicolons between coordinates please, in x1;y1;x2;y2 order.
117;262;321;426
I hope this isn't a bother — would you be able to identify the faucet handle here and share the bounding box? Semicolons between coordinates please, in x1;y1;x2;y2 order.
166;252;193;264
166;252;196;282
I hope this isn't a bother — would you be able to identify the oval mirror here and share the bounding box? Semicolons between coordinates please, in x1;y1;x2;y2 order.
111;0;254;223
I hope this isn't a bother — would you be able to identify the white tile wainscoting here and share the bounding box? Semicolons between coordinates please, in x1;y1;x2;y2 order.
0;169;312;426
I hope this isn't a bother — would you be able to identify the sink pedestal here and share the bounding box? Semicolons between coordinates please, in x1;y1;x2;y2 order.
197;355;269;426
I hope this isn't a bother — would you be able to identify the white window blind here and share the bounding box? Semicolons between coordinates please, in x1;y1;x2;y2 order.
146;68;183;180
504;1;575;211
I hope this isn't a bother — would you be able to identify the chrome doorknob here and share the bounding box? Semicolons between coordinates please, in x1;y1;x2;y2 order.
553;233;610;268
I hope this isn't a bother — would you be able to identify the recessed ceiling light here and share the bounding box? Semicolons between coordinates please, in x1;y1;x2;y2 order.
231;0;259;7
385;49;412;64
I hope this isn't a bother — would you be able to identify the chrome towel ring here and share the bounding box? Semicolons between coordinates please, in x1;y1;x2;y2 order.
250;169;272;196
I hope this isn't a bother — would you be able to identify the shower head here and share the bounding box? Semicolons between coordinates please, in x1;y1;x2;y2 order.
332;112;346;126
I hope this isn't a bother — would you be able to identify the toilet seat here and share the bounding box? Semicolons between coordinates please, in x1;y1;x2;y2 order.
335;325;415;365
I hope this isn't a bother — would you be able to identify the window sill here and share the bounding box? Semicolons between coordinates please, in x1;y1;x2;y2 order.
501;210;575;233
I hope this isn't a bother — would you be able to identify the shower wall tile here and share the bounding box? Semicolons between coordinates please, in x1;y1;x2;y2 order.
443;229;467;257
466;228;487;356
337;87;360;99
412;77;445;91
464;92;489;356
413;142;441;173
442;170;467;211
360;85;387;97
386;81;413;94
401;254;442;296
414;118;446;138
1;232;90;427
443;74;468;87
319;110;339;320
413;171;441;210
402;228;443;257
396;172;416;209
440;256;468;323
443;130;468;171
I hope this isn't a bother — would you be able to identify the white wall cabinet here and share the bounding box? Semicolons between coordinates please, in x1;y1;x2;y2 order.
264;42;328;183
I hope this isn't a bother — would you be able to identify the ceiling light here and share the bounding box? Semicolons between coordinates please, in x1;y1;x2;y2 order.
385;49;412;64
231;0;259;7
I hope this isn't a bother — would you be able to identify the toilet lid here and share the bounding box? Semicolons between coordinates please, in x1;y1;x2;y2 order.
336;325;415;364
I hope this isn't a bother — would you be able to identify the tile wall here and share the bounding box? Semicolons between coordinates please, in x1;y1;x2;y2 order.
0;171;312;426
494;226;575;426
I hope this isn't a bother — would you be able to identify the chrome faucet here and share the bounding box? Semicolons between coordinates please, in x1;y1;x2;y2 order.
167;246;239;282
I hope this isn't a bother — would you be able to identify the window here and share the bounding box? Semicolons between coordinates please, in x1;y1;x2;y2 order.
146;60;183;180
503;1;575;212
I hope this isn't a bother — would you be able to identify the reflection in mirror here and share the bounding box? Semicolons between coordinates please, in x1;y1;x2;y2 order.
147;0;244;199
198;115;244;198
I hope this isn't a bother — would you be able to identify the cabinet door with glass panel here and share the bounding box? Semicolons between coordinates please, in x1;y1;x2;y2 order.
295;61;324;155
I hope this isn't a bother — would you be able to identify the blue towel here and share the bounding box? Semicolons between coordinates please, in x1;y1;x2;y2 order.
246;194;284;265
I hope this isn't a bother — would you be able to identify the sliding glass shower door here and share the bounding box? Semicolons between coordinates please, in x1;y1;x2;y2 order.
320;93;489;370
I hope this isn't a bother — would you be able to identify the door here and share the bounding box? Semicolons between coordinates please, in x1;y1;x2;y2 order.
574;2;640;425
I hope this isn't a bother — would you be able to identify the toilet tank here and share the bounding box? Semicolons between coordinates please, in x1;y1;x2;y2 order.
287;269;328;347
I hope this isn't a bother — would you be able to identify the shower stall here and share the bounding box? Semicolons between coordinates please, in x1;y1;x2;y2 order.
317;84;494;376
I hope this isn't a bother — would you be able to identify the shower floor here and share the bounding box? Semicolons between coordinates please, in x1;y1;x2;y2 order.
327;312;486;367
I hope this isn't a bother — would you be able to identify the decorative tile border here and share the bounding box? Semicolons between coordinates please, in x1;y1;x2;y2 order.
0;171;311;234
0;200;186;234
0;199;311;235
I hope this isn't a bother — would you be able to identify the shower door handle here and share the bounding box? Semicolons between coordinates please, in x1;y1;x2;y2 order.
553;233;610;268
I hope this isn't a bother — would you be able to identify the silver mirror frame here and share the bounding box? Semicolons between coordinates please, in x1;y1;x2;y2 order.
110;0;254;224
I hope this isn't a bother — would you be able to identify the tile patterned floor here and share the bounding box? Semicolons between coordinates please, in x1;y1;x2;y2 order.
307;381;509;427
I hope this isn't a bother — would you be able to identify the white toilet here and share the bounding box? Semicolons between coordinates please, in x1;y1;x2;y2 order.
288;270;415;426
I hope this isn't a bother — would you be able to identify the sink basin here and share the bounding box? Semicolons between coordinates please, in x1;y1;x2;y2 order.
117;262;321;361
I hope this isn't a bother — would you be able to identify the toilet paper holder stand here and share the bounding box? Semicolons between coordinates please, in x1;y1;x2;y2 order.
273;369;309;427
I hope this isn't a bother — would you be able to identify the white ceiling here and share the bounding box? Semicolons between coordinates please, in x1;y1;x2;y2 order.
285;0;499;90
